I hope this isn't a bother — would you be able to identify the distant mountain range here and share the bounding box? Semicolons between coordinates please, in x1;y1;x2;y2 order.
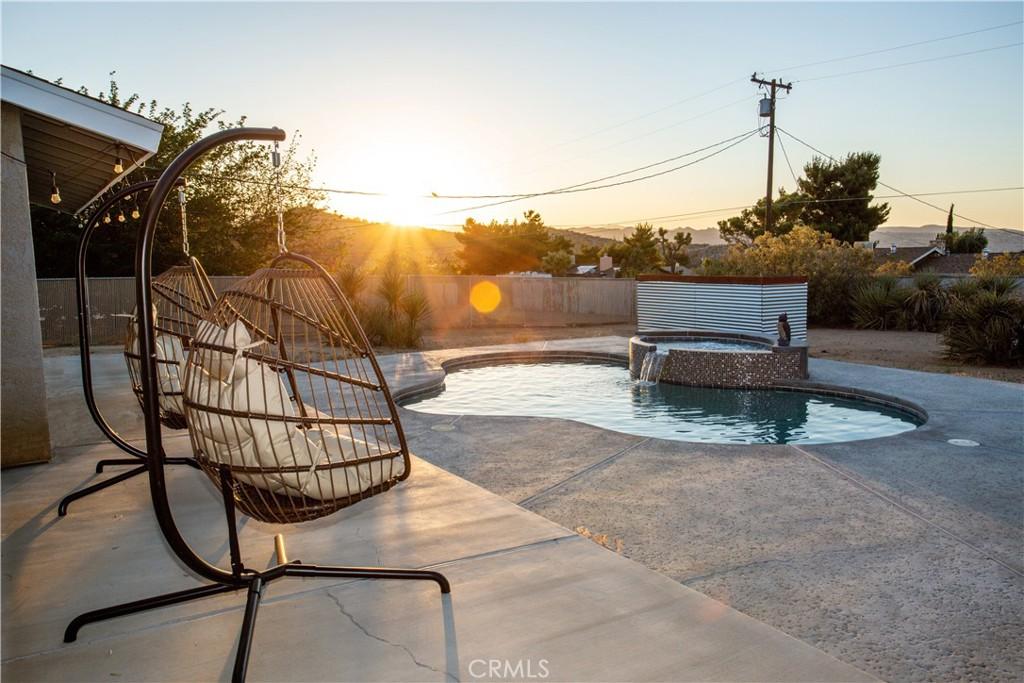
562;224;1024;252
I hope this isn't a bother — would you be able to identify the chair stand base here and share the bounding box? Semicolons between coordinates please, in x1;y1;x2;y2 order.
58;457;201;517
64;559;450;683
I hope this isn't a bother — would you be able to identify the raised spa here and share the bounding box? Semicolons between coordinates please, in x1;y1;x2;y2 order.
629;332;807;388
401;361;923;445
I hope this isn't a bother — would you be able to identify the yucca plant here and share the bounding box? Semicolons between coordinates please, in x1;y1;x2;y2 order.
377;267;405;318
398;291;431;348
852;278;909;330
336;264;367;303
977;275;1020;298
903;272;948;332
947;278;980;303
943;289;1024;366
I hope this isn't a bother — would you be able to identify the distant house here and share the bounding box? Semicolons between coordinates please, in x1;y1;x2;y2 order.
871;245;944;270
872;244;1023;275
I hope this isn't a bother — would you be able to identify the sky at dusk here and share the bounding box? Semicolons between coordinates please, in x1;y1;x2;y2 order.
2;2;1022;231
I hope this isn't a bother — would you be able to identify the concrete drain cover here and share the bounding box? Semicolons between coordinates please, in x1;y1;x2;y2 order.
431;423;456;432
948;438;980;447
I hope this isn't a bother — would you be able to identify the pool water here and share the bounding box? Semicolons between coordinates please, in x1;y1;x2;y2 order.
647;339;769;352
403;362;921;445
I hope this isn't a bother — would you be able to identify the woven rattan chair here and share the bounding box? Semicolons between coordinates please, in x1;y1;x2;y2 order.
65;128;449;683
182;251;409;523
125;258;216;429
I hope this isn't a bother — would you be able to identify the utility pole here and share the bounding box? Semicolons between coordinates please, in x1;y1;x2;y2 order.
750;74;792;233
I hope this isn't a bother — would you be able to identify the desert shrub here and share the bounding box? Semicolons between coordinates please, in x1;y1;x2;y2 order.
874;260;914;277
398;291;431;347
360;272;431;349
336;264;367;304
700;226;874;326
852;278;909;330
970;253;1024;278
977;275;1020;298
947;278;981;304
942;288;1024;366
903;273;948;332
376;267;406;317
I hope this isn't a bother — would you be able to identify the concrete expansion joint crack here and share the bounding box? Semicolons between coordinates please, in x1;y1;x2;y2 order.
791;445;1024;578
517;438;652;508
326;590;455;681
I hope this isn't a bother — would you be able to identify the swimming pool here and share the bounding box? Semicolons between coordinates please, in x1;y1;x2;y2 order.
402;361;923;445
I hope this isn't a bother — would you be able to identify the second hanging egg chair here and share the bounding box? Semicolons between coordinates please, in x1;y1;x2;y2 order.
124;184;217;430
182;249;409;523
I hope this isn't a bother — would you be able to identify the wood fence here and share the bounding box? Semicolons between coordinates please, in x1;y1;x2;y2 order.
37;275;636;346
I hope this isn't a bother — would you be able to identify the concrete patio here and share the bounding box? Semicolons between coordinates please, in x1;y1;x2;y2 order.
1;344;878;682
381;337;1023;682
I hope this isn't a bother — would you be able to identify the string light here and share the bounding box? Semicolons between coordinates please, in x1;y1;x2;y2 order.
113;145;124;174
49;171;61;205
116;207;126;223
131;204;141;220
102;212;112;224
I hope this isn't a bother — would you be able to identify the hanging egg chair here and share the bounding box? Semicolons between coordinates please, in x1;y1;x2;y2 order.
124;187;217;429
182;251;409;523
65;129;447;683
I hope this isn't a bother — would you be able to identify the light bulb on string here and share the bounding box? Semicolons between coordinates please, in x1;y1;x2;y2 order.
49;171;61;204
102;213;112;224
131;205;141;220
113;145;124;174
116;208;126;223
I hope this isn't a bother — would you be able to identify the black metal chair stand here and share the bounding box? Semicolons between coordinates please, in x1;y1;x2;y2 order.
59;180;205;516
64;128;450;683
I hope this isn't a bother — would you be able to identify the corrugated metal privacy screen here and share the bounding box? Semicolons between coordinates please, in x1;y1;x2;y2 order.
636;276;808;340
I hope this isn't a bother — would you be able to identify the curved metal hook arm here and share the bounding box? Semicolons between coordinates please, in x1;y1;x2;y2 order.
136;127;286;585
77;181;162;460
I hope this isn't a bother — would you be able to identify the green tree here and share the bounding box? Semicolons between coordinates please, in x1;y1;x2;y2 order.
605;223;662;277
796;153;889;243
657;227;693;271
700;225;875;326
575;244;603;265
946;204;955;235
31;74;323;276
455;211;565;274
944;227;988;254
541;250;574;277
717;189;805;245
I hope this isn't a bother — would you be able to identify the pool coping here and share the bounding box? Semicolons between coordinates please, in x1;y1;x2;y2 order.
391;349;929;426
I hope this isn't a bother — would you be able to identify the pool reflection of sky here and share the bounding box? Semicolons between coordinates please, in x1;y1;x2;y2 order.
403;362;921;445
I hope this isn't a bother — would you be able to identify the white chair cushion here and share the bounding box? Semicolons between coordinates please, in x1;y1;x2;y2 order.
195;319;252;381
186;321;403;501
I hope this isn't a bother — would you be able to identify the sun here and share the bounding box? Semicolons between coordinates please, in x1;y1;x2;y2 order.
322;135;481;229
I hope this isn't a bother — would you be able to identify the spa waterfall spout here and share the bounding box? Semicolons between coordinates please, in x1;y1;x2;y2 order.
638;350;667;383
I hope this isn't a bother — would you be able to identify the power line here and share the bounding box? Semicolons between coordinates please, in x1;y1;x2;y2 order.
436;130;759;216
434;129;758;200
776;131;800;187
794;41;1023;83
182;129;756;202
547;186;1023;230
770;19;1023;73
768;127;1003;228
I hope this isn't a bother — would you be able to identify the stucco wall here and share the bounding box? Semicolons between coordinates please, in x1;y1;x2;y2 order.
2;103;51;466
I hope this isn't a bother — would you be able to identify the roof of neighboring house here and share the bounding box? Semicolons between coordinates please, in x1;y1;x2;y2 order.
913;253;980;275
1;65;164;213
872;246;942;266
